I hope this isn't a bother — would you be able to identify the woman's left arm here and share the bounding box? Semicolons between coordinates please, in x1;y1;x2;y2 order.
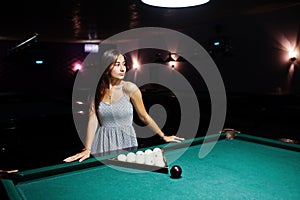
129;83;184;143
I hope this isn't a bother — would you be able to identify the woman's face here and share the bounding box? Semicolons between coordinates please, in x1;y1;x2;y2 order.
110;54;127;80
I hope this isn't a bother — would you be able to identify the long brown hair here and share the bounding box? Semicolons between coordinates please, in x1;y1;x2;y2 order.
94;49;126;125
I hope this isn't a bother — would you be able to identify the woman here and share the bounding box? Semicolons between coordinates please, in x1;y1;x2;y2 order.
64;49;184;162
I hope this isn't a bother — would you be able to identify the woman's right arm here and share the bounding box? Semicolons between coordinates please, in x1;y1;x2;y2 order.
63;102;98;162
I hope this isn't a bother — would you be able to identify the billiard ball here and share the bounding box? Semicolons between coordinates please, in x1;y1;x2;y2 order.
117;154;127;162
170;165;182;178
226;130;235;140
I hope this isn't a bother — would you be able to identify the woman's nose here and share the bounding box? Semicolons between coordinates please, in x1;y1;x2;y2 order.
120;64;126;71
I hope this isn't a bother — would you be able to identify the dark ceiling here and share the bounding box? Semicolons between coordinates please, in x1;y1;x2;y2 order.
0;0;299;43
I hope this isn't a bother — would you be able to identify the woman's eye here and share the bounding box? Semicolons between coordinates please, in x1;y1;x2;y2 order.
114;62;126;67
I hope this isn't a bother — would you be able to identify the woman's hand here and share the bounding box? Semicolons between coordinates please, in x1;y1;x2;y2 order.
163;135;185;143
63;149;91;163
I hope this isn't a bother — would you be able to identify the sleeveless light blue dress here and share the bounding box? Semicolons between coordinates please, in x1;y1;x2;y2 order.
91;91;138;155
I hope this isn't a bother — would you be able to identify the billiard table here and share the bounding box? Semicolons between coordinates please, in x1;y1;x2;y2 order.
1;133;300;199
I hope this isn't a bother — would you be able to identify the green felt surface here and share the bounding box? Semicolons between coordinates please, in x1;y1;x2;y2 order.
3;136;300;199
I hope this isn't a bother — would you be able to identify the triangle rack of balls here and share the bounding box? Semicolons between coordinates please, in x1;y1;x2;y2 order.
104;148;169;174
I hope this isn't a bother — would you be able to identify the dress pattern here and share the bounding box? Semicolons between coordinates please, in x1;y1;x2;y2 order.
91;94;138;154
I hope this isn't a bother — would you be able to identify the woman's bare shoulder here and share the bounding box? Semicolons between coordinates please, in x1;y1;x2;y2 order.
123;81;139;96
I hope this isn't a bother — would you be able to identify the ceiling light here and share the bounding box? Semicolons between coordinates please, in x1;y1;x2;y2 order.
288;49;297;62
141;0;210;8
